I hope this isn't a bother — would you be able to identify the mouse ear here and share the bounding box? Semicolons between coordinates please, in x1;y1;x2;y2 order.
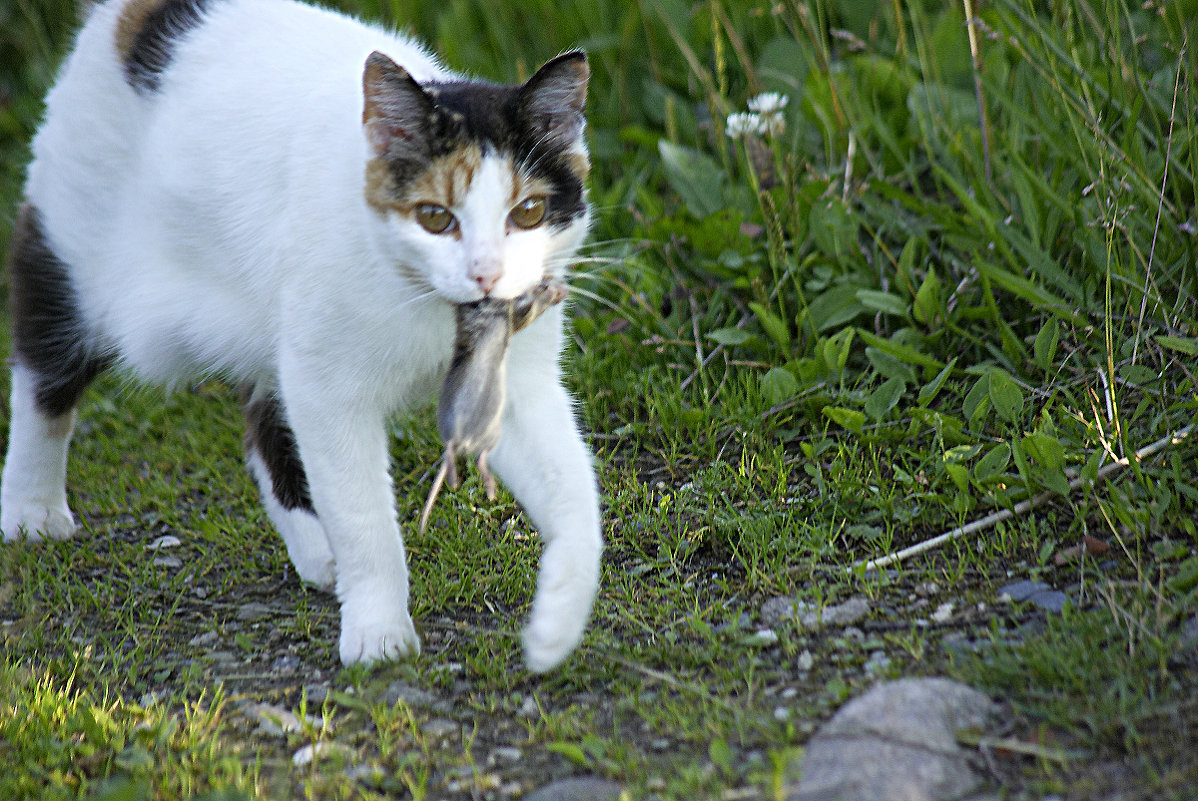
519;51;589;147
362;50;434;158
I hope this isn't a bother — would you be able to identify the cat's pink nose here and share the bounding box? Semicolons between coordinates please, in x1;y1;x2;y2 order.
469;260;503;295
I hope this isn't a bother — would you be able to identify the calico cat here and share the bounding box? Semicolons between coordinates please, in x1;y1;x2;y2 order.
0;0;602;672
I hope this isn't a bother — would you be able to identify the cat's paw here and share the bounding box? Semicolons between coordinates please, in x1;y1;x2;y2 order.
0;500;77;542
278;512;336;591
523;607;588;673
338;609;421;665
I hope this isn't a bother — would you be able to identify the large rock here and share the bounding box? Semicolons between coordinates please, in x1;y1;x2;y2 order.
788;678;1000;801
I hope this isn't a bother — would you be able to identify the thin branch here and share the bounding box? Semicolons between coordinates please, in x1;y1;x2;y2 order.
853;424;1194;573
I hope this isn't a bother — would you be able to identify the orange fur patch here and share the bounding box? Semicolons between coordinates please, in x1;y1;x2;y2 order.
114;0;166;61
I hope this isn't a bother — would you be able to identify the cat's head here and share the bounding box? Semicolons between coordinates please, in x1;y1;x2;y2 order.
362;50;591;304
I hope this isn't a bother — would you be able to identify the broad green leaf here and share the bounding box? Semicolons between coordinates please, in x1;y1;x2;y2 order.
963;373;990;422
866;347;918;383
547;742;589;767
944;463;970;493
988;369;1024;423
913;268;941;326
1022;431;1065;472
760;367;798;406
805;284;867;332
856;289;909;317
707;327;750;346
658;140;726;218
975;443;1012;481
1156;336;1198;356
944;444;982;463
1033;319;1060;371
865;377;905;421
750;302;791;350
918;358;957;406
823;406;865;434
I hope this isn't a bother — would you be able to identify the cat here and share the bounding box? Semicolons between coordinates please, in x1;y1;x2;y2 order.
0;0;602;673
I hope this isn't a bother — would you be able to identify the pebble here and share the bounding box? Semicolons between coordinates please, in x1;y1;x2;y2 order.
152;555;182;568
420;718;458;739
517;695;540;718
292;741;353;766
145;535;182;550
998;579;1069;613
188;630;218;647
797;650;815;672
931;601;955;623
522;777;622;801
236;602;272;621
379;681;451;713
761;596;870;629
750;628;779;645
488;746;522;766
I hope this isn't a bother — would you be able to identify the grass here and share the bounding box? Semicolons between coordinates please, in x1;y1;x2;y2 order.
1;0;1197;798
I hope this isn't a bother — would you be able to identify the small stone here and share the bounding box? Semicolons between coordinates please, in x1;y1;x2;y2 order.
750;628;779;645
271;654;301;674
292;741;353;766
863;650;891;676
915;581;939;596
305;684;330;704
797;650;815;672
379;681;449;713
773;706;790;721
188;630;218;647
420;718;458;739
518;695;540;718
932;601;955;623
820;597;870;626
236;602;272;621
146;535;182;550
522;777;622;801
650;738;671;751
152;555;182;568
245;702;318;736
488;746;522;766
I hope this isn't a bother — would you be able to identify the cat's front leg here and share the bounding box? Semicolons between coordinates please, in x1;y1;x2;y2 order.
489;356;602;672
280;374;420;665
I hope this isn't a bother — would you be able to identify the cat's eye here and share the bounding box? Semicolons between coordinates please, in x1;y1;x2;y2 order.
415;204;456;234
509;196;547;230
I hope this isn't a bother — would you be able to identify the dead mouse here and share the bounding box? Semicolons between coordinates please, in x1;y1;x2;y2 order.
419;277;567;532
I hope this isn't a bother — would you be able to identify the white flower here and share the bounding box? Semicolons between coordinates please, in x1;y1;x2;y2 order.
747;92;789;115
725;111;764;139
747;93;789;137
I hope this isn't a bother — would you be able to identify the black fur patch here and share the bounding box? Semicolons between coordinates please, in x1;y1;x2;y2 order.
242;387;314;514
124;0;222;93
7;204;107;418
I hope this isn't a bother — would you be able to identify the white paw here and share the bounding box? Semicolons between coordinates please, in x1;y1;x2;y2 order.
338;607;421;665
295;552;336;591
522;539;599;672
1;500;77;542
524;606;589;673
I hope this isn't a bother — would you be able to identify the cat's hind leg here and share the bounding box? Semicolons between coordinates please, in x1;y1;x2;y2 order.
242;385;336;590
1;205;107;542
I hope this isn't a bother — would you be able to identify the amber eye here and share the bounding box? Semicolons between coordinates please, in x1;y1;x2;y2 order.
415;204;456;234
509;196;547;230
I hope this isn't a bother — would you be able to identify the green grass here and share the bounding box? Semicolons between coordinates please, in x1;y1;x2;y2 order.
2;0;1197;798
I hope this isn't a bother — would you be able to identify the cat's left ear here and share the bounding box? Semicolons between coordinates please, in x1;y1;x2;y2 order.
519;51;589;145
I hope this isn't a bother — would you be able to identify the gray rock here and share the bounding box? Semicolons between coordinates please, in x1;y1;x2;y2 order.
762;596;870;629
236;602;272;621
788;677;1000;801
522;777;622;801
999;579;1069;613
379;681;450;713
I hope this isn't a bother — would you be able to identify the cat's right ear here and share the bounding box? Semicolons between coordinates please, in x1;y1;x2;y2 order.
362;51;433;158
